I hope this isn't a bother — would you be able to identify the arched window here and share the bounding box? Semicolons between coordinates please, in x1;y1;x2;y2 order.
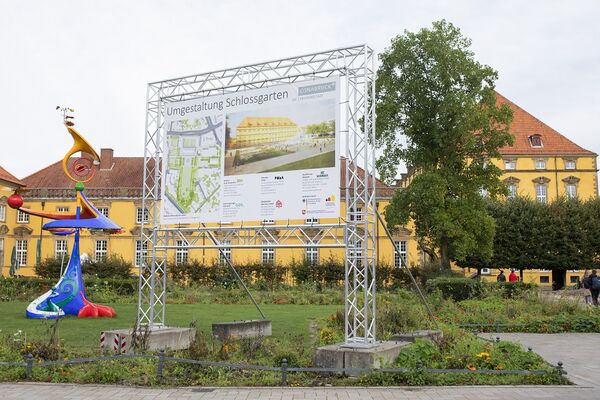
532;177;551;203
504;177;520;199
562;176;580;199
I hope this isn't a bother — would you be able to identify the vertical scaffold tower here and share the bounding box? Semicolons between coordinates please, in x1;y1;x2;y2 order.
139;45;377;345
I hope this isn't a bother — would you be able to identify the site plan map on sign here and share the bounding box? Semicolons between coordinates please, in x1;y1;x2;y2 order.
162;115;224;222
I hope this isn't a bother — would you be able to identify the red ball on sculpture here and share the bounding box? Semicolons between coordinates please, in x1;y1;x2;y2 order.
7;193;23;209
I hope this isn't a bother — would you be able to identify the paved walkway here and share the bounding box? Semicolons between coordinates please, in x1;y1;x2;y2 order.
1;383;595;400
2;333;598;399
478;332;600;387
231;146;333;174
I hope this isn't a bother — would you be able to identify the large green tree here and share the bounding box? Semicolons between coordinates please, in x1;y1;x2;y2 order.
376;21;513;270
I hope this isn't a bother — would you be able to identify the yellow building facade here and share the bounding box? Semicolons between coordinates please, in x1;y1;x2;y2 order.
1;151;419;277
0;166;27;275
2;94;597;289
470;94;598;287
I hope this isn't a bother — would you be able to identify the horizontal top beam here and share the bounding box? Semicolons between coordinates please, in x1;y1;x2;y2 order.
148;44;372;86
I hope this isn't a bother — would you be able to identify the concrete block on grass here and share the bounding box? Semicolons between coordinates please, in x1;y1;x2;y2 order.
212;320;272;341
315;341;411;373
101;326;195;353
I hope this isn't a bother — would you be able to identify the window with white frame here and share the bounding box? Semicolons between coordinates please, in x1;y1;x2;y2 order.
56;206;69;212
17;209;29;223
55;239;67;258
394;240;407;268
480;188;489;198
0;238;4;266
565;160;576;170
480;268;491;275
175;239;189;265
95;240;108;262
305;217;319;224
349;207;363;222
16;239;27;266
262;242;275;264
97;207;109;217
136;208;149;224
219;240;231;264
535;159;546;170
507;183;517;199
261;219;275;225
536;184;547;204
306;247;319;265
349;239;363;266
504;159;516;170
566;184;577;199
0;204;6;222
135;240;148;267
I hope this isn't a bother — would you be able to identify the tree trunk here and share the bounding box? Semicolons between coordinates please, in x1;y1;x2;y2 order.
440;237;451;271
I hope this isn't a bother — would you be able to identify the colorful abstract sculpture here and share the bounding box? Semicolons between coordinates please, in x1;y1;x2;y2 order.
9;107;123;319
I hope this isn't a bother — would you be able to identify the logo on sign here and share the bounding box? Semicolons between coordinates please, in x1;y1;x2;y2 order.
275;200;283;208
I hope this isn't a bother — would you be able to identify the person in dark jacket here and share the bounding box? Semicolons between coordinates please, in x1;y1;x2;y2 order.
582;269;592;305
496;270;507;282
589;270;599;306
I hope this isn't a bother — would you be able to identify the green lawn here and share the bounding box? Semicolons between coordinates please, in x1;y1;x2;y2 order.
263;151;335;172
0;302;339;349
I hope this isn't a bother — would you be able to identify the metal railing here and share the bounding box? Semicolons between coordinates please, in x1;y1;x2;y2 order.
0;350;567;386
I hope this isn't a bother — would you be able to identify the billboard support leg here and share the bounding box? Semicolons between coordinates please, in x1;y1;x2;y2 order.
201;223;266;320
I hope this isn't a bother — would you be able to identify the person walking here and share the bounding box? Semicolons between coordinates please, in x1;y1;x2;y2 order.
589;269;600;306
496;270;507;282
508;269;519;282
582;269;593;305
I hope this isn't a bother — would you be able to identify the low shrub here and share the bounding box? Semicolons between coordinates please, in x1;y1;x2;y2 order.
426;277;484;301
83;254;134;279
493;281;537;298
35;256;68;278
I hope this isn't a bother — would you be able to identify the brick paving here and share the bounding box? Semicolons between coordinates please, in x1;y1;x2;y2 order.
1;383;594;400
2;333;598;399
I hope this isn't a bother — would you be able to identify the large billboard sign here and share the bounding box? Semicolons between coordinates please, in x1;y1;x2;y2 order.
160;77;340;224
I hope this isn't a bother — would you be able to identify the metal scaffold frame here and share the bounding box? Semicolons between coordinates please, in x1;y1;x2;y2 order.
139;45;377;346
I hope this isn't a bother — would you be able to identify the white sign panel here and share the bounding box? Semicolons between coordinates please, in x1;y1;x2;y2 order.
161;77;340;224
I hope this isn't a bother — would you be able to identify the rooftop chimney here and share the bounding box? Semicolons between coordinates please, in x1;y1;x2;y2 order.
99;148;114;170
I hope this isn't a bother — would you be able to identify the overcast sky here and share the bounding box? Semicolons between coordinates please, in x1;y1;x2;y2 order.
1;0;599;178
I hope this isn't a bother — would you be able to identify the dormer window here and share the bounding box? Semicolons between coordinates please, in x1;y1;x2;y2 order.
528;134;543;148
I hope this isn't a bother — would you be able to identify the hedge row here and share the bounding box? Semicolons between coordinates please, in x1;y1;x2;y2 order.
0;276;138;302
426;277;536;300
34;254;133;279
166;258;447;289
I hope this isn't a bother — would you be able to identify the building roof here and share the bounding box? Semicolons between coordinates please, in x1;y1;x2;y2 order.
496;92;596;156
20;152;397;200
22;156;147;199
340;158;397;199
0;165;25;187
